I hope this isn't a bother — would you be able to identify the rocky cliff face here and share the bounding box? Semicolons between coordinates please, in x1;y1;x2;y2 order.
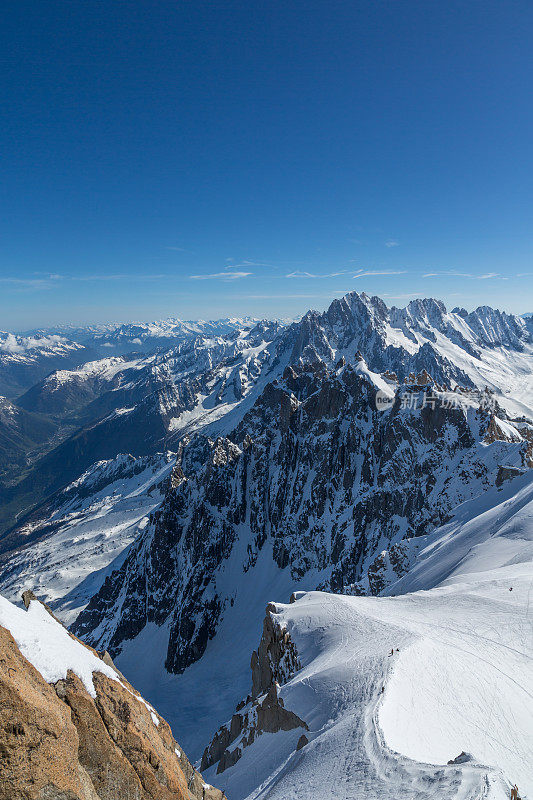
0;593;225;800
72;357;531;676
200;602;307;775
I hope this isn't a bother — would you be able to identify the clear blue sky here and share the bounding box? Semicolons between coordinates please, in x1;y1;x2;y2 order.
1;0;532;328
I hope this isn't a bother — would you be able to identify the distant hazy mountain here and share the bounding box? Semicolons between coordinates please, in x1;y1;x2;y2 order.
0;331;90;398
29;317;262;356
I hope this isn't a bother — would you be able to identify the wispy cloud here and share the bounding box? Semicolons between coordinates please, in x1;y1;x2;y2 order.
353;269;407;277
385;240;399;248
422;270;507;280
285;270;349;279
0;277;54;290
189;270;252;281
74;274;170;282
285;267;407;279
232;260;276;268
1;273;176;288
165;246;188;252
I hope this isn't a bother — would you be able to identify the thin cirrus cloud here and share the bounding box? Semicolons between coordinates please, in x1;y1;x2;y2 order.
285;268;407;279
0;277;54;289
385;240;399;247
74;273;170;281
189;270;252;281
353;269;407;277
231;260;276;268
2;273;175;288
423;270;507;280
285;270;349;279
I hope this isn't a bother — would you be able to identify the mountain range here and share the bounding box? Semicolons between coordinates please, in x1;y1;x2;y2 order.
0;291;532;800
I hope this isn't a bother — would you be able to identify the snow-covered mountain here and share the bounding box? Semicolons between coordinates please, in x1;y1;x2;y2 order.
0;317;266;399
95;316;259;348
17;320;282;424
280;293;533;418
0;321;282;538
31;316;262;356
70;358;531;674
0;331;90;398
0;291;532;800
2;291;531;595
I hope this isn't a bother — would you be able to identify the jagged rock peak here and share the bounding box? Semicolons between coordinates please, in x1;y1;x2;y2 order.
200;604;306;775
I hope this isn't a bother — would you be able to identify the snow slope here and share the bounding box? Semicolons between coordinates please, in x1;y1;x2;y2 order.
205;572;531;800
0;452;175;624
196;473;533;800
384;469;533;595
0;593;119;698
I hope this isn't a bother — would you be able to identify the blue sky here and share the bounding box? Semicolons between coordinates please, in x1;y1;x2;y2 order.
1;0;532;328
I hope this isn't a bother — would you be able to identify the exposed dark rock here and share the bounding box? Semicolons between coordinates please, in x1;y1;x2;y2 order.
201;607;307;774
496;465;526;486
251;606;302;699
447;752;472;765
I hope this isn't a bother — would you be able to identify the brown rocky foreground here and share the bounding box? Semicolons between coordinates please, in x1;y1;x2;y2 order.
0;595;225;800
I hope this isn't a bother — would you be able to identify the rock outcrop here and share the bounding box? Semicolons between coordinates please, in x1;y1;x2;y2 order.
0;595;225;800
201;605;307;775
251;603;302;698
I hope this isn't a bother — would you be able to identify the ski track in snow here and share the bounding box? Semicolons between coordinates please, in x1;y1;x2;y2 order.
206;576;530;800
